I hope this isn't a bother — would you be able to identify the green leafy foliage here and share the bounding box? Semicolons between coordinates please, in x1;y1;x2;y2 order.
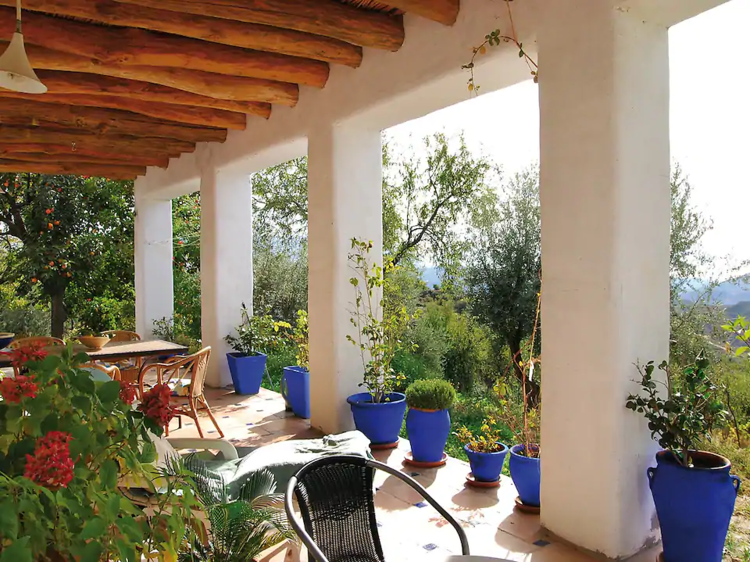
347;239;416;403
626;354;727;466
181;464;294;562
0;173;135;337
0;346;200;560
405;379;456;410
290;310;309;370
225;303;291;357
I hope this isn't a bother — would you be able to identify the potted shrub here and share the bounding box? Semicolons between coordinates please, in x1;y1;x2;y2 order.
626;354;738;562
0;343;200;560
225;304;289;395
495;291;541;508
346;239;414;447
282;310;310;419
405;379;456;465
455;418;509;484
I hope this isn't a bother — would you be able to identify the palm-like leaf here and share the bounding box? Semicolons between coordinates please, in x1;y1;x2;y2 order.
181;462;296;562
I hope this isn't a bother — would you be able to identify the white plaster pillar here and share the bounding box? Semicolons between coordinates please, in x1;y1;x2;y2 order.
199;149;253;387
538;1;670;558
134;178;174;337
307;124;383;434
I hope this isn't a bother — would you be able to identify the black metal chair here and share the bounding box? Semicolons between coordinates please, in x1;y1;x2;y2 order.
285;455;470;562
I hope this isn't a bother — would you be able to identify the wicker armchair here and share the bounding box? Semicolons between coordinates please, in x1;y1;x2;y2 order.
10;336;64;348
82;363;122;381
285;456;470;562
137;347;222;438
101;330;143;383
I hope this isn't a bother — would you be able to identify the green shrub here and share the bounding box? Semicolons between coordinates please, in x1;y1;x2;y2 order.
75;294;135;334
264;348;297;392
407;302;450;374
406;379;456;410
392;350;440;391
0;307;50;337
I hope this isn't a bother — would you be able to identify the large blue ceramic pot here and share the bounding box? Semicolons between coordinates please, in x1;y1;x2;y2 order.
464;442;509;482
650;450;739;562
226;352;267;395
281;366;310;419
347;392;406;446
509;444;541;507
406;408;450;463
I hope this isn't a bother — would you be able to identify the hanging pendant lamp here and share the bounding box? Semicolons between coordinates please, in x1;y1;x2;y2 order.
0;0;46;94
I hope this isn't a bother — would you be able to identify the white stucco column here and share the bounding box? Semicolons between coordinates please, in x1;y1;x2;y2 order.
199;149;253;387
134;178;174;337
538;1;670;558
307;124;383;434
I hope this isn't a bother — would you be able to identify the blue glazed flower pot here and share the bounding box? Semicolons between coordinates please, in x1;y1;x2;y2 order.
281;366;310;419
650;450;739;562
510;444;541;507
406;408;450;463
0;333;14;349
347;392;406;446
464;443;509;483
226;352;267;395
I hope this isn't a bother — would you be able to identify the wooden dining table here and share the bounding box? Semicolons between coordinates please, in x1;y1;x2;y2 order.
0;339;189;368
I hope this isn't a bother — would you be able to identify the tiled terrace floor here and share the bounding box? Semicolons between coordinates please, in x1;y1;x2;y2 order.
170;388;662;562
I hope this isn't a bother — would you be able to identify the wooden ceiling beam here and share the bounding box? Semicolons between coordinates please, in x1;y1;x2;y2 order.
382;0;460;25
30;71;264;118
112;0;405;52
0;92;250;130
3;44;299;105
0;159;146;180
0;129;195;159
0;7;329;89
0;99;228;144
0;144;172;166
4;151;170;169
0;0;362;68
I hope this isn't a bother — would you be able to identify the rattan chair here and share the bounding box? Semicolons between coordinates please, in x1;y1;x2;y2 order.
9;336;65;376
285;456;470;562
101;330;143;383
10;336;64;349
137;347;223;438
82;363;122;381
102;330;141;342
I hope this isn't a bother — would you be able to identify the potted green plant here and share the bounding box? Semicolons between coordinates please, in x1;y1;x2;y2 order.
0;343;200;561
225;304;290;395
455;418;509;485
181;465;295;562
495;289;541;508
405;379;456;466
346;238;413;447
626;354;739;562
282;310;310;419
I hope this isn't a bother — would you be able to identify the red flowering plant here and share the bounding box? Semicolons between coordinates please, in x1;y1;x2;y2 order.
0;345;202;561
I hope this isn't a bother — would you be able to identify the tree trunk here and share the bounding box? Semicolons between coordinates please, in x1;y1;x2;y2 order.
50;291;67;338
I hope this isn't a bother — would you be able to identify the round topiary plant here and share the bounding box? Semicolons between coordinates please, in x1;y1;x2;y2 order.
405;379;456;411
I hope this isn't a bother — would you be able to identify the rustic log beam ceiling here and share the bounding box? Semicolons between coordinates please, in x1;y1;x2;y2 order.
0;0;460;179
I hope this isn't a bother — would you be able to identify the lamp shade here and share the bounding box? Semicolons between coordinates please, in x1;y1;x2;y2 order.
0;31;46;94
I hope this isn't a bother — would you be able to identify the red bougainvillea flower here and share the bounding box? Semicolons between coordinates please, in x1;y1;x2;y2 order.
24;431;75;489
0;374;38;403
4;343;49;369
138;384;176;427
119;381;138;405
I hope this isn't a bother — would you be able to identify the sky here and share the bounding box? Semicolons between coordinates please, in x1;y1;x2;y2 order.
387;0;750;269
